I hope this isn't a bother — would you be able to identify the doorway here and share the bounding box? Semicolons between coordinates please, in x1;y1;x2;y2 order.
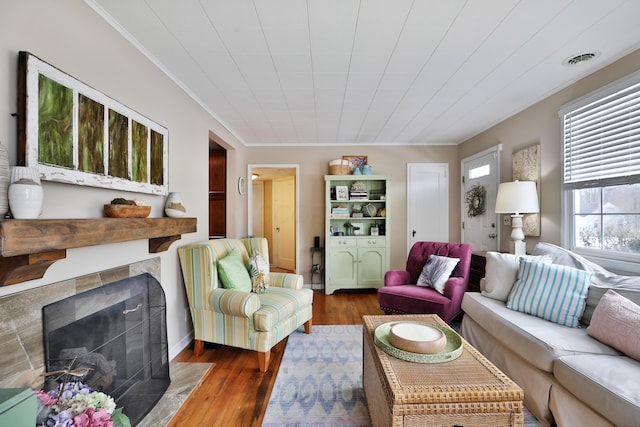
248;165;299;273
209;140;226;239
460;145;501;251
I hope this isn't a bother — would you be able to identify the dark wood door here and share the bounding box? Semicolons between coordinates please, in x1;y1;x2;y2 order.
209;142;226;238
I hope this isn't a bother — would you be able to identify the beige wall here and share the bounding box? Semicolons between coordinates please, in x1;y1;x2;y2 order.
0;0;244;357
245;145;461;276
458;48;640;254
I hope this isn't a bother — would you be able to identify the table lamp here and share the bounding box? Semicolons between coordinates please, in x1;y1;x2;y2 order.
495;180;539;255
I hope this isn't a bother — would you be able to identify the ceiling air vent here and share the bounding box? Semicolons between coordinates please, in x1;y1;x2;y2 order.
563;52;600;66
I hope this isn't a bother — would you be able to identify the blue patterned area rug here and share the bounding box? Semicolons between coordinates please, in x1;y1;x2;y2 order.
263;325;369;426
262;324;541;427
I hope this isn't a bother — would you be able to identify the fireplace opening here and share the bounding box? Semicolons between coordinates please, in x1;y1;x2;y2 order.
42;273;170;425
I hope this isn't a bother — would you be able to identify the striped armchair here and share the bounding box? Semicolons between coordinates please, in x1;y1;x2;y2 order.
178;237;313;372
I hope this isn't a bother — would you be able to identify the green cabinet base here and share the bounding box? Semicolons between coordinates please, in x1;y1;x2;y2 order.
0;388;37;427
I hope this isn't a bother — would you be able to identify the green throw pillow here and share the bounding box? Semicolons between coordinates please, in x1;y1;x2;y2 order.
217;248;252;292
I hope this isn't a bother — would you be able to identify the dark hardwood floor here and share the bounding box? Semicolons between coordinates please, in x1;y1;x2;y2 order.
168;289;384;427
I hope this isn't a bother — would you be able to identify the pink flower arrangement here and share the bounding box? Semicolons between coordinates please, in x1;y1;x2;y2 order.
35;381;130;427
72;408;114;427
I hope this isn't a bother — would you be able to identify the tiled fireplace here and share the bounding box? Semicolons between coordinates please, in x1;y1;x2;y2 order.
0;258;166;424
43;272;170;425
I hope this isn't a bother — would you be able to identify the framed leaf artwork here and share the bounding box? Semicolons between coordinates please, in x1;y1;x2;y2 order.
17;51;169;195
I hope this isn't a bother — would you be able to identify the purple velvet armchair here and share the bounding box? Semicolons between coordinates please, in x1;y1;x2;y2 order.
377;241;473;323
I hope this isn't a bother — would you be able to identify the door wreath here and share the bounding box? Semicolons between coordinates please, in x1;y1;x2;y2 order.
465;183;486;217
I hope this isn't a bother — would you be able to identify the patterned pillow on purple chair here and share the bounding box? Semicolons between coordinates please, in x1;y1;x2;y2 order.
417;254;460;294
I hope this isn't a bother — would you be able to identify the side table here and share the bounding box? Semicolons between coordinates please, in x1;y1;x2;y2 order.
468;251;487;293
310;246;324;290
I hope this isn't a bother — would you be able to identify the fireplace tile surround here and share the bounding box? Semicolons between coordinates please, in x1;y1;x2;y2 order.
0;257;161;390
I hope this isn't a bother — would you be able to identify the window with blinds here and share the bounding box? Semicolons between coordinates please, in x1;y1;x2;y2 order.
562;80;640;187
560;70;640;261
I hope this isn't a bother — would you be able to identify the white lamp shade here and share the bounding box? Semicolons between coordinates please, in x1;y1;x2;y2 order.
495;181;539;214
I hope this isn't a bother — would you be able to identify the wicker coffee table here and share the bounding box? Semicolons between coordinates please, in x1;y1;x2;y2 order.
363;314;524;426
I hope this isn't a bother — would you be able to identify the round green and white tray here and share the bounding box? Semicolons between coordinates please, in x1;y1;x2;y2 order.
374;321;463;363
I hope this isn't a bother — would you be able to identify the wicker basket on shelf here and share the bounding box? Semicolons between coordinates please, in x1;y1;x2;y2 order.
328;159;351;175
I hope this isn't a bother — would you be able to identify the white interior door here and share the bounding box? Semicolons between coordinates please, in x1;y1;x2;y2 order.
273;176;296;271
407;163;449;253
461;145;501;251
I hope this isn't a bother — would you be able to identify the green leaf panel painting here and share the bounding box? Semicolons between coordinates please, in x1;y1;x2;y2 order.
38;75;73;168
109;109;128;179
131;121;148;182
78;94;104;174
150;130;164;185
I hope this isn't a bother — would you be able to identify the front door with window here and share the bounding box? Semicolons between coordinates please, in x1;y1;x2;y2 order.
461;146;501;251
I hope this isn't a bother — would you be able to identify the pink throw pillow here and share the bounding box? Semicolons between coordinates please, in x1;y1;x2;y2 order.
587;289;640;361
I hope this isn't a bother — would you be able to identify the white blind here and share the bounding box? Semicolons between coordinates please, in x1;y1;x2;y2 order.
562;80;640;187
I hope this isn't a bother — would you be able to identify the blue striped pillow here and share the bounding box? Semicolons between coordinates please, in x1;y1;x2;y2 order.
506;259;593;327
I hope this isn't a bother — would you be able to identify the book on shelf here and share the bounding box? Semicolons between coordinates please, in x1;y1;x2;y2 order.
349;192;368;200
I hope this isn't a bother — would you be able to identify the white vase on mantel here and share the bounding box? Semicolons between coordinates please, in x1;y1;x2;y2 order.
8;166;43;219
164;192;186;218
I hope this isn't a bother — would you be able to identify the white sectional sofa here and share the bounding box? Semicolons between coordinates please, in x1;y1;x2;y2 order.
461;243;640;427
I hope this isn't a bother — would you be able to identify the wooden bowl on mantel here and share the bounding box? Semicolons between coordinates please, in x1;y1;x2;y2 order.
104;204;151;218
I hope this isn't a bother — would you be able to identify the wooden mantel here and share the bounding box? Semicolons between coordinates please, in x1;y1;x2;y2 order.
0;217;197;286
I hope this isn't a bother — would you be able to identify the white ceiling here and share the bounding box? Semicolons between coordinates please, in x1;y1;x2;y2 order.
86;0;640;147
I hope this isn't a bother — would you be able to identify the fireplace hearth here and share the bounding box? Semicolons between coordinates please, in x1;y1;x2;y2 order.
42;273;170;425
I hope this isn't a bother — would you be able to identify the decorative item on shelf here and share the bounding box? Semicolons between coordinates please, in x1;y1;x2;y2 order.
352;222;364;235
328;159;351;175
344;221;361;236
465;183;486;217
165;191;186;217
8;166;43;219
351;203;363;218
363;203;377;217
377;207;386;217
345;222;354;236
349;181;368;200
350;181;366;192
370;225;379;236
335;185;349;201
0;140;9;217
342;155;367;175
362;164;373;175
104;198;151;218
